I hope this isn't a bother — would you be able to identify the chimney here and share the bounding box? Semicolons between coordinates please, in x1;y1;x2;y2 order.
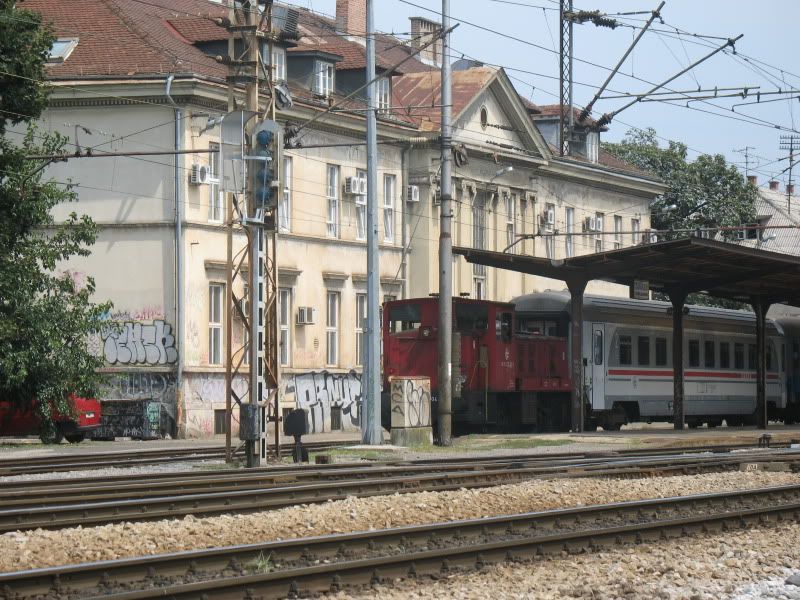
769;180;780;191
788;183;796;195
747;175;757;185
336;0;366;36
409;16;442;67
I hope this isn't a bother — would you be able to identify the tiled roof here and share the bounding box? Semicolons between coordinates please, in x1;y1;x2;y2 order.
392;66;496;130
534;103;605;130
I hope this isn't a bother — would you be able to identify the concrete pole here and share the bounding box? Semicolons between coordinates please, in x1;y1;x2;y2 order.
362;0;381;445
567;278;586;432
670;290;686;430
437;0;453;446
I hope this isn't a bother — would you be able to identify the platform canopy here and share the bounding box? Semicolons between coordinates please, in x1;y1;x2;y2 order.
454;237;800;306
454;237;800;432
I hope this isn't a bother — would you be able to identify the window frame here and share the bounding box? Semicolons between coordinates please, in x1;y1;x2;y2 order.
326;165;340;238
637;335;650;366
326;291;340;366
279;156;292;232
594;212;604;253
376;77;391;112
688;339;700;368
565;207;574;257
720;341;730;369
614;215;622;249
504;192;516;253
655;337;668;367
618;334;632;366
278;287;291;367
383;174;396;243
208;143;223;223
631;218;641;245
704;340;716;368
315;60;335;97
355;169;367;241
271;47;287;82
208;283;224;365
355;293;367;367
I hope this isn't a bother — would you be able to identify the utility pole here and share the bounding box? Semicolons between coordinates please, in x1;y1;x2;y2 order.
363;0;382;444
780;135;799;213
734;146;756;176
558;0;573;156
437;0;453;446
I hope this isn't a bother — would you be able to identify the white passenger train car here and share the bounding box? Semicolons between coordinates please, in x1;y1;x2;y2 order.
513;292;785;430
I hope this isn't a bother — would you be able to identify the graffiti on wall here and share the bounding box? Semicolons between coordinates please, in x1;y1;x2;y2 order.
390;378;431;429
102;320;178;365
100;372;177;437
284;370;362;434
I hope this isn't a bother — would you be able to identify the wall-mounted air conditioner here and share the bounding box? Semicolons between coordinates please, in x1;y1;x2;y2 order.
296;306;317;325
356;177;368;195
344;176;361;195
584;216;596;232
190;163;210;185
406;185;420;203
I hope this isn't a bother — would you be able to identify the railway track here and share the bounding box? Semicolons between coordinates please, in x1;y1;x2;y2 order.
2;448;799;533
0;440;357;477
2;484;797;599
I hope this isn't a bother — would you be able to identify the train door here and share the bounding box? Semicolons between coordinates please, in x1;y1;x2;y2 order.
591;323;606;409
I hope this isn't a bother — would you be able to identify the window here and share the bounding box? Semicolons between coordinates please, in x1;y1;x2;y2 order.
473;277;485;300
330;405;343;430
704;340;715;368
271;47;286;82
594;330;604;365
208;283;224;365
688;339;700;367
505;193;516;253
614;215;622;249
214;409;228;435
767;343;774;371
638;336;650;366
356;293;367;366
734;342;745;369
355;169;367;240
279;156;292;232
618;334;632;365
383;174;396;243
48;38;79;63
472;193;486;277
595;212;604;253
377;77;391;112
655;337;668;366
208;143;223;222
565;207;574;258
545;201;556;258
748;344;757;370
794;341;799;370
279;288;291;366
326;165;339;237
720;342;730;369
315;61;335;97
326;291;339;365
632;218;641;245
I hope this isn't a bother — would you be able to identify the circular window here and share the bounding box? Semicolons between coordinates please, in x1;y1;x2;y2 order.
480;105;488;130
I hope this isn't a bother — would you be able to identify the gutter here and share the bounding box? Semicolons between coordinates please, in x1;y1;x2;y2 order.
165;75;185;438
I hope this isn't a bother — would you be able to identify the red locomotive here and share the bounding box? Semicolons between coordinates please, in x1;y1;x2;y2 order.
382;296;571;433
0;395;102;443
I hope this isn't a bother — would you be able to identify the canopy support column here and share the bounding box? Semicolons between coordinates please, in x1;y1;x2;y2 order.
668;289;687;430
567;278;587;432
751;297;771;429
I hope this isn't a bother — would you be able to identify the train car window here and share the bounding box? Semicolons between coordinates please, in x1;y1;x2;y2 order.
748;344;757;370
388;304;421;333
594;330;604;365
734;343;745;370
496;312;513;341
704;340;715;368
782;343;786;372
688;340;700;367
455;303;488;333
793;341;799;370
618;335;632;365
720;342;730;369
767;344;775;371
637;336;650;366
655;337;668;366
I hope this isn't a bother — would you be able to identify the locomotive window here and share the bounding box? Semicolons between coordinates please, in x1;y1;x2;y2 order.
720;342;730;369
388;304;421;333
455;303;488;333
496;312;513;341
618;335;632;366
748;344;757;370
704;341;715;368
688;340;700;367
655;337;668;366
637;336;650;366
518;319;558;336
734;343;745;369
593;330;604;365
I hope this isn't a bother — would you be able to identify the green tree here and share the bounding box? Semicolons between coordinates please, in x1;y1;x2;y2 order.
604;128;758;310
603;127;758;239
0;0;110;440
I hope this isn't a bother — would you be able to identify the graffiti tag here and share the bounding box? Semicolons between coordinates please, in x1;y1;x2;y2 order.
103;320;178;365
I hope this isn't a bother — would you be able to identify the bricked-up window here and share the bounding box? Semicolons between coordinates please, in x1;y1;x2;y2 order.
326;165;339;237
208;143;223;222
209;283;224;365
326;291;340;366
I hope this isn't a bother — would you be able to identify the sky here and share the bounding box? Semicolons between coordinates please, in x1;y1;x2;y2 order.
305;0;800;188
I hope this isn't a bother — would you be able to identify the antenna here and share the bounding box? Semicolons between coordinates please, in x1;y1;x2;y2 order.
733;146;756;176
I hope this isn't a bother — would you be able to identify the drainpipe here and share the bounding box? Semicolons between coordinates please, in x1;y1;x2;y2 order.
401;143;411;298
165;75;184;438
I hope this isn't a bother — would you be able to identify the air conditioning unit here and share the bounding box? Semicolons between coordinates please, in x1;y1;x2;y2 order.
406;185;420;203
584;216;596;232
344;176;361;195
296;306;317;325
190;163;210;185
357;177;368;195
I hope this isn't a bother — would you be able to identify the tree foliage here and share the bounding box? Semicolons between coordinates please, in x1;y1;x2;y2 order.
602;128;758;239
0;1;111;434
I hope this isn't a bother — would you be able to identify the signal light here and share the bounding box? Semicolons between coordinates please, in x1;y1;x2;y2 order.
248;120;282;213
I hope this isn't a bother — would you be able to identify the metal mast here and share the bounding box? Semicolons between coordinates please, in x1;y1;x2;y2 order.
363;0;382;444
559;0;573;156
437;0;453;446
780;135;800;213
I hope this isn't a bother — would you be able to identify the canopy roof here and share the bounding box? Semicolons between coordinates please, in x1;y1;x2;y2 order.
454;237;800;306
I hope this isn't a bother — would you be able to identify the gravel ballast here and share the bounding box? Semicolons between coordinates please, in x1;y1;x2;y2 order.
1;470;798;573
335;523;800;600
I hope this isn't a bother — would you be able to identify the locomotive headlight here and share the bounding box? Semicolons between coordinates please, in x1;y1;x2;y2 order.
421;326;432;338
